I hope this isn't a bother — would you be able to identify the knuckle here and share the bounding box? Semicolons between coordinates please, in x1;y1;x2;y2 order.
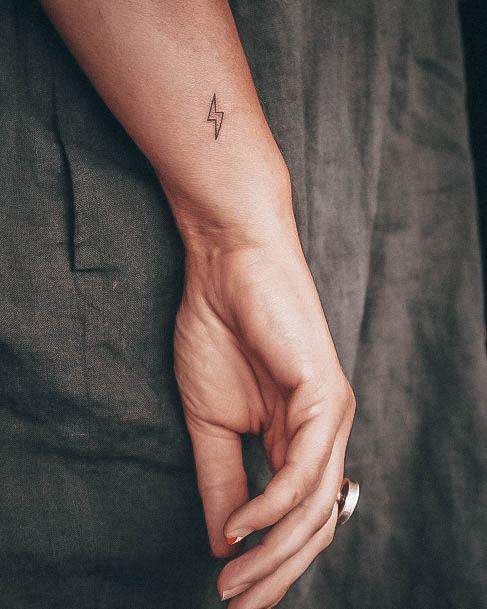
274;585;290;604
256;537;277;567
264;484;293;520
282;481;307;516
319;527;335;551
336;375;356;416
268;474;318;518
301;371;356;420
288;484;302;507
325;528;335;547
301;495;324;520
299;469;321;495
285;473;320;511
337;375;352;401
266;495;290;523
295;501;328;543
347;384;357;414
320;502;335;525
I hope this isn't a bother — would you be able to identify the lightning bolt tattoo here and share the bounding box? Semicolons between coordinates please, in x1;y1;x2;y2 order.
207;93;224;140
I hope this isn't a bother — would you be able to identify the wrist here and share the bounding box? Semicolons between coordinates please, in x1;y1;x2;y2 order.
183;232;311;311
159;151;298;257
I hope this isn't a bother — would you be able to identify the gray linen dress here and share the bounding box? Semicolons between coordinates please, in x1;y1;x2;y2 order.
0;1;485;608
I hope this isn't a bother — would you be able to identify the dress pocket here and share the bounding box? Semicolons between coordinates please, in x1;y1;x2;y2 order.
63;153;103;272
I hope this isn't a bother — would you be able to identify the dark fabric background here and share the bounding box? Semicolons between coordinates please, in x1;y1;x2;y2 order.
0;2;486;609
460;0;487;319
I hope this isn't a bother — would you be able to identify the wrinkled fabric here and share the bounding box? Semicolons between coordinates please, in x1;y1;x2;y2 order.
0;1;485;608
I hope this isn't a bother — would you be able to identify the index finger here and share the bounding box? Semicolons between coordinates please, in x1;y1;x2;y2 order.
223;395;347;542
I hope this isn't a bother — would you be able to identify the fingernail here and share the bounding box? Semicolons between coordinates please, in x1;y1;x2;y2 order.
221;583;250;601
225;528;253;545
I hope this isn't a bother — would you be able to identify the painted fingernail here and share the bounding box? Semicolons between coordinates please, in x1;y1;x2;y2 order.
225;528;253;545
221;583;250;601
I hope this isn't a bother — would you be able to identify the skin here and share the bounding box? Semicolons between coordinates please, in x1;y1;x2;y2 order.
40;2;356;607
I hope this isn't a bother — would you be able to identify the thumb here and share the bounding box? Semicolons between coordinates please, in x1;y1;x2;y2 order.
187;420;249;557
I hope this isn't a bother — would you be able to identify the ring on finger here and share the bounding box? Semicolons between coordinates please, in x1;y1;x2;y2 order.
336;478;359;525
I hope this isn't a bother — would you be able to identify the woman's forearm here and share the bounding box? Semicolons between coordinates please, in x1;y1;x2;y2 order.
41;0;297;254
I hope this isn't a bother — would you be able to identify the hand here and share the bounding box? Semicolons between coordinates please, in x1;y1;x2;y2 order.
174;241;356;609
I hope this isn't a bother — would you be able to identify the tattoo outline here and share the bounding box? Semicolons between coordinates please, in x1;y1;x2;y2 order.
207;93;224;140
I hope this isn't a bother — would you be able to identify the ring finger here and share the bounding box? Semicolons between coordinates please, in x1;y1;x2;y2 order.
227;502;339;609
218;423;348;601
